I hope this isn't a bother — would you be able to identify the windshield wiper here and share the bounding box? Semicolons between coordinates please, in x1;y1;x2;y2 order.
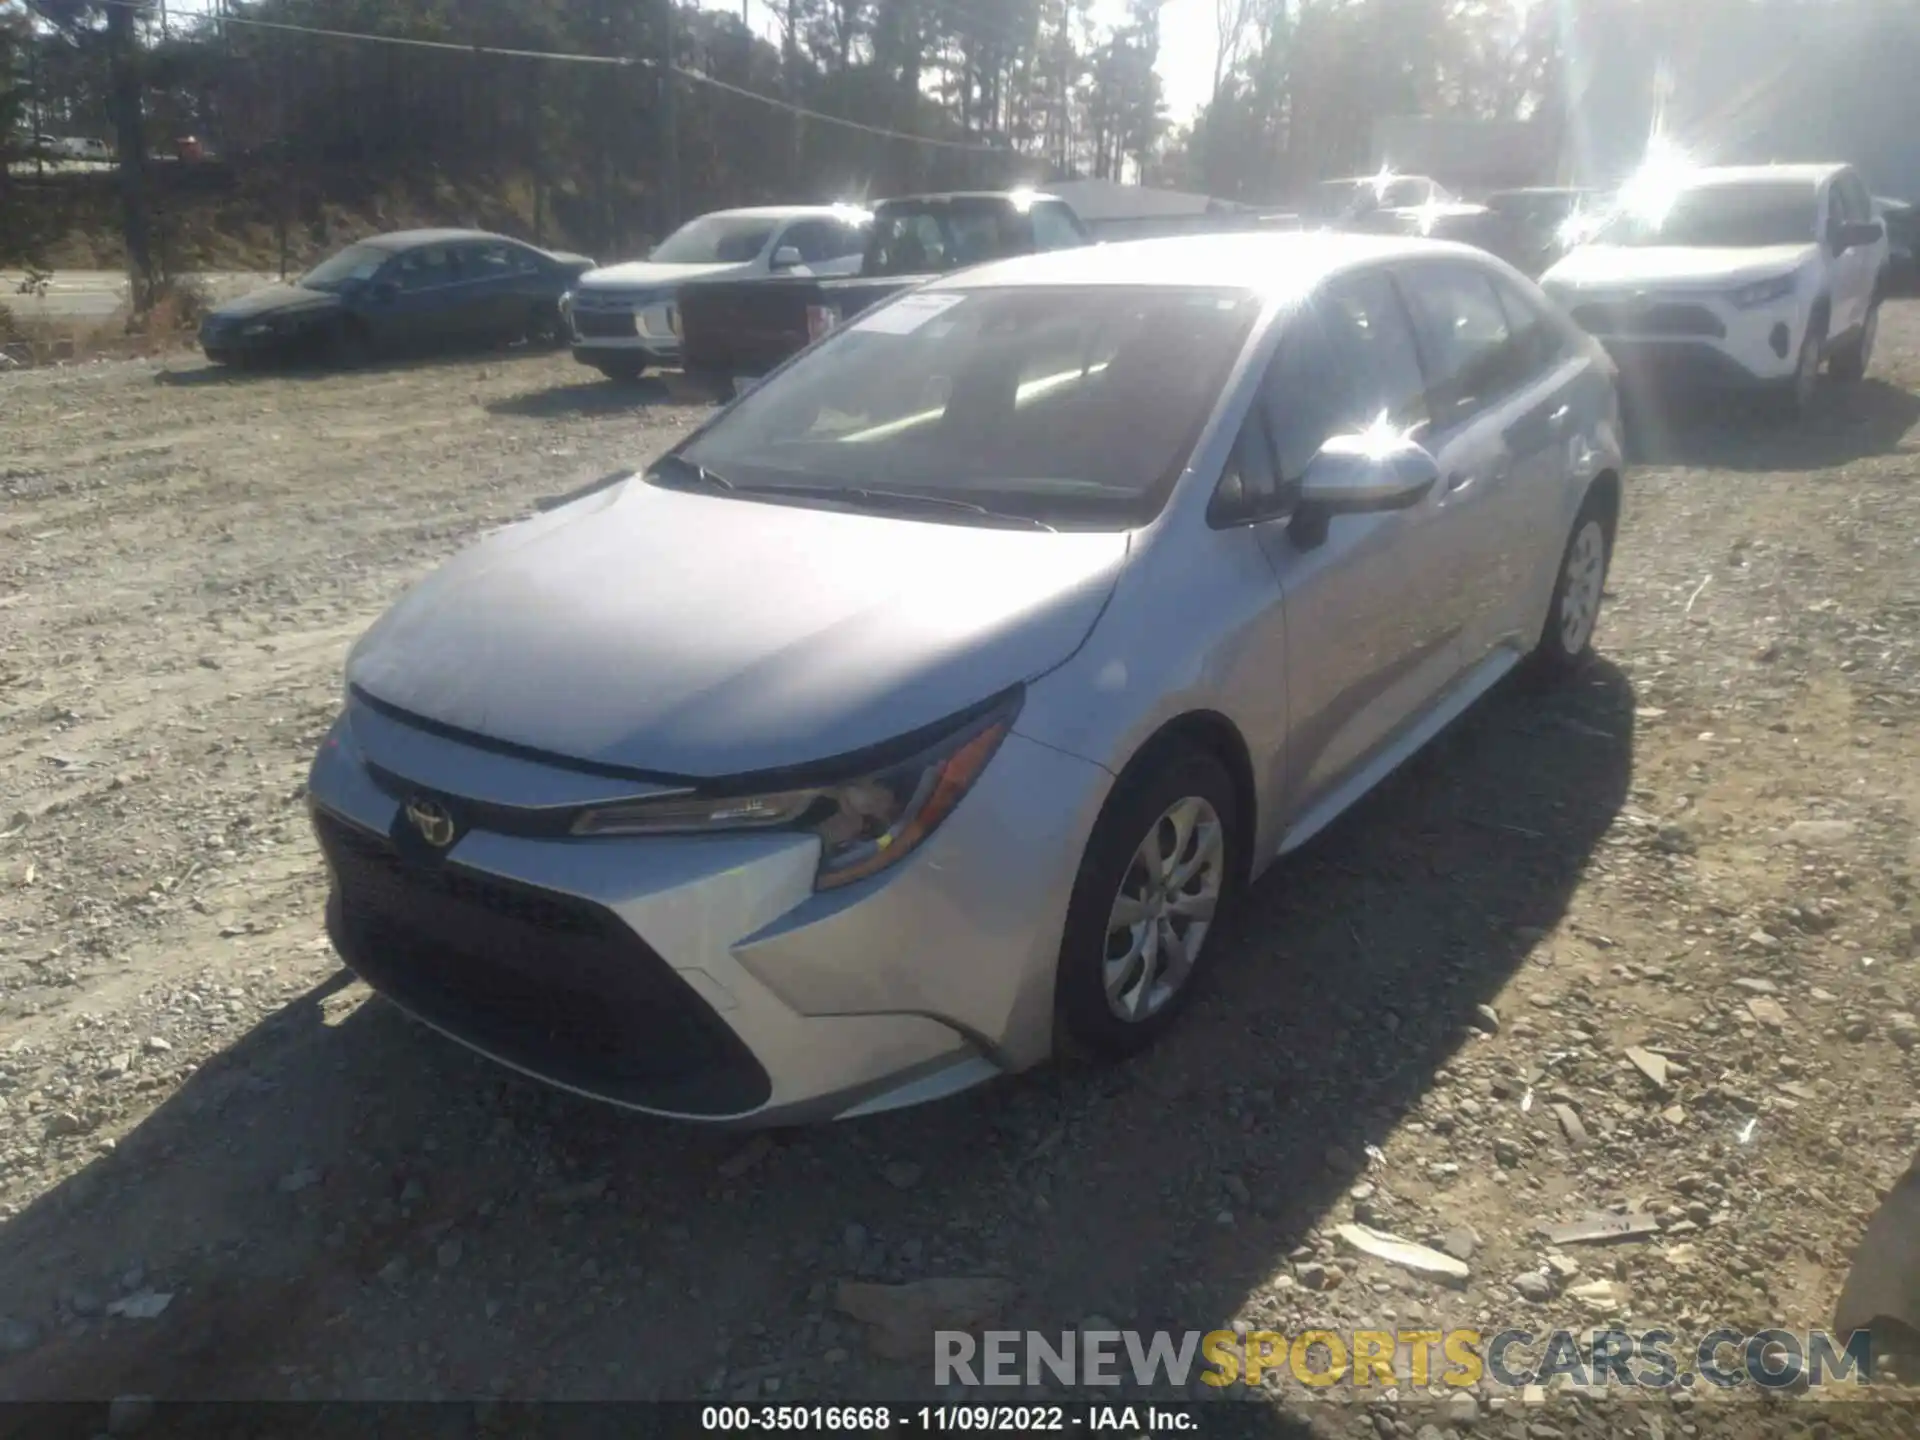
735;482;1057;531
650;455;736;491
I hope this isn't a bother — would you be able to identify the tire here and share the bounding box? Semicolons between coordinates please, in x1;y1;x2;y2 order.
594;359;648;383
202;348;233;366
1054;748;1240;1060
1530;490;1613;680
1827;300;1879;383
523;303;565;350
684;368;734;403
1776;309;1827;419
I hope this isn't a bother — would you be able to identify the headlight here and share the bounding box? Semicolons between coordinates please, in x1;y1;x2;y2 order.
570;690;1021;890
559;290;574;316
1730;274;1797;309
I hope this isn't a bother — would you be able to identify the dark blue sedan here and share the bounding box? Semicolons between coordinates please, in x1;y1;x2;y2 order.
198;229;596;366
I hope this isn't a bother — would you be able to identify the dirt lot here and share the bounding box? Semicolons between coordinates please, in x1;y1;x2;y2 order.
1;316;1918;1430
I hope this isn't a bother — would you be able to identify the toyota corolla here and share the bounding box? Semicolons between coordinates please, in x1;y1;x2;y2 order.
307;232;1625;1125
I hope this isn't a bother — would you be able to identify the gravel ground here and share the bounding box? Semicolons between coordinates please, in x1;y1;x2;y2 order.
1;316;1918;1432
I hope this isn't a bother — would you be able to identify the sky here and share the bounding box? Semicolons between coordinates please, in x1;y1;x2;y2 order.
721;0;1218;124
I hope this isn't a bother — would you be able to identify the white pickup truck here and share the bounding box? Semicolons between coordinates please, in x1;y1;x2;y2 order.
1541;163;1889;417
562;205;871;382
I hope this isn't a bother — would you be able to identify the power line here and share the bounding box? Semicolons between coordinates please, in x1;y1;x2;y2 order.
85;0;1013;152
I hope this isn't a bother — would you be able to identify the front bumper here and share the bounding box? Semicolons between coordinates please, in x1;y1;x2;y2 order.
566;295;681;365
1558;291;1806;390
306;696;1111;1125
198;317;330;359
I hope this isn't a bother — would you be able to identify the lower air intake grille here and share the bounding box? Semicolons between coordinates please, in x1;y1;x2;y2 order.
315;809;771;1116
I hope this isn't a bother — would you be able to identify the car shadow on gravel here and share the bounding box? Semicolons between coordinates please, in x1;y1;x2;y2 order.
154;346;565;387
1623;377;1920;470
486;378;677;417
0;663;1634;1406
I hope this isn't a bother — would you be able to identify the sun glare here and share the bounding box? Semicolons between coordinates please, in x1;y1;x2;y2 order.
1619;133;1697;228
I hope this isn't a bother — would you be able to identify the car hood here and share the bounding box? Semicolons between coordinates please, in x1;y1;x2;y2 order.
576;259;755;292
1544;243;1816;291
346;478;1130;778
210;284;341;320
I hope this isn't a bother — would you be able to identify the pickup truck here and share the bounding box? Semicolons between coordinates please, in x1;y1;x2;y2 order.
676;190;1091;394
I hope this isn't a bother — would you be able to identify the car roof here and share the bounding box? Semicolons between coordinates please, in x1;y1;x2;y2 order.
694;205;871;221
933;231;1486;292
361;228;511;250
1680;163;1847;188
875;190;1065;206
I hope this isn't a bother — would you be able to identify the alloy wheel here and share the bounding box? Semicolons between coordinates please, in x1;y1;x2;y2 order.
1559;519;1607;656
1102;796;1225;1022
1794;328;1821;408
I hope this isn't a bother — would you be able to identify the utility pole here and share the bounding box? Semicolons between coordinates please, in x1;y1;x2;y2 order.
105;0;154;308
785;0;803;176
28;18;44;182
660;0;680;233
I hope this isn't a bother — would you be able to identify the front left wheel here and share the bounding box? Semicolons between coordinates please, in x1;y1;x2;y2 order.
1828;300;1879;383
1776;310;1828;420
1055;748;1239;1060
1530;491;1613;679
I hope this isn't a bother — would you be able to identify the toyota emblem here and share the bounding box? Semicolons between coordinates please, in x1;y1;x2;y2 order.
404;796;457;849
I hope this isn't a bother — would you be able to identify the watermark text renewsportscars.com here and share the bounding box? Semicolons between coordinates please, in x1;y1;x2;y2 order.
935;1328;1876;1391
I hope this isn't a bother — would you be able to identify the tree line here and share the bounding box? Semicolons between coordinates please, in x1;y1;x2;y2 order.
2;0;1915;278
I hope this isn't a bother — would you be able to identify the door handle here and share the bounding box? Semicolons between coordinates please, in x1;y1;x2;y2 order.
1450;460;1510;493
1547;403;1573;435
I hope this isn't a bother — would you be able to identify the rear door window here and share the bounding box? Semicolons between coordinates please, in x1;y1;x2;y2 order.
460;241;526;280
393;245;457;292
870;213;950;273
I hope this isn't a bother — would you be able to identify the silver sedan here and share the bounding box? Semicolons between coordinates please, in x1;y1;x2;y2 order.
307;232;1625;1125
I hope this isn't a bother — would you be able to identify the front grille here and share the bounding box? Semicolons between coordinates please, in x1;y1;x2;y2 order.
574;310;638;339
1569;302;1726;339
315;809;771;1116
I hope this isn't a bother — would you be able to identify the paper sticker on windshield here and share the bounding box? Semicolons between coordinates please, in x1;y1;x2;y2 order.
854;292;967;335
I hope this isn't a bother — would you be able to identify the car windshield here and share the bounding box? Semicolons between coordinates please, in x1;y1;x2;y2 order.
867;203;1019;276
298;243;389;291
649;215;776;264
1597;180;1819;248
669;284;1261;529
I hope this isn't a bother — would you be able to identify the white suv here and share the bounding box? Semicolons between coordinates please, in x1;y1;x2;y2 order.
564;205;870;383
1541;163;1888;416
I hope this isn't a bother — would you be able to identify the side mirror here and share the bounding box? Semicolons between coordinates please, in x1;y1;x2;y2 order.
1292;432;1440;545
1834;220;1884;252
770;245;803;271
